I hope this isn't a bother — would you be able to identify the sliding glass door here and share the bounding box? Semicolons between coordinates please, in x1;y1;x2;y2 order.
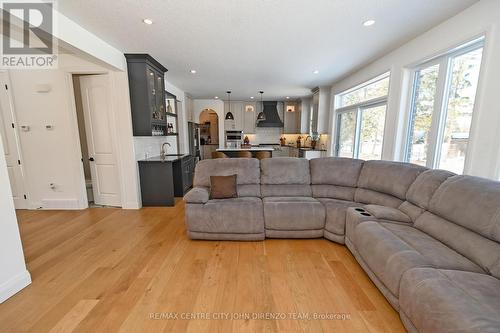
336;111;356;158
336;102;387;160
358;104;386;160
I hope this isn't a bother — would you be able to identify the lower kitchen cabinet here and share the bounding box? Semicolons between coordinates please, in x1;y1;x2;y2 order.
173;155;197;196
138;161;175;206
138;155;196;207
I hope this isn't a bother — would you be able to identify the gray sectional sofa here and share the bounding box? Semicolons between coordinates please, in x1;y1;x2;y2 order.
184;157;500;333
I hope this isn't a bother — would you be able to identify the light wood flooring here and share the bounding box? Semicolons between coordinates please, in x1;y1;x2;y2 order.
0;200;405;332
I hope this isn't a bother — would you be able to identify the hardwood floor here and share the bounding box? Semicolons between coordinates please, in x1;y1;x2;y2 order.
0;201;405;333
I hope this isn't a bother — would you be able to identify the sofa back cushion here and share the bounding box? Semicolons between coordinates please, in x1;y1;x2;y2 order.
310;157;363;200
415;175;500;278
261;157;311;197
194;158;261;197
429;175;500;242
398;169;455;221
355;161;426;207
415;212;500;279
406;169;455;209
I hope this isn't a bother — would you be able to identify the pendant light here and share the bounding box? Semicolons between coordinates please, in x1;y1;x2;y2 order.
225;91;234;120
256;91;266;121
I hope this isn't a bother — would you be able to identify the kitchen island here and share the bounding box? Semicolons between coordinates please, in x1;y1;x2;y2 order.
216;147;274;158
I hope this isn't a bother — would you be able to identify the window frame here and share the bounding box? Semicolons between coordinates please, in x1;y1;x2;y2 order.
338;72;390;108
404;38;485;171
335;96;388;159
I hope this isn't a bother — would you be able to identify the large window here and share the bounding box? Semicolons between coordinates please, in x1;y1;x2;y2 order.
335;73;389;160
406;39;484;174
339;73;390;108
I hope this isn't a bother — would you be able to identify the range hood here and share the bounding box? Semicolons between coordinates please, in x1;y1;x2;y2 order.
257;101;284;128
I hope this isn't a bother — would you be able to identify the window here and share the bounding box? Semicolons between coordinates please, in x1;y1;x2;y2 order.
339;73;390;108
335;73;389;160
405;39;484;174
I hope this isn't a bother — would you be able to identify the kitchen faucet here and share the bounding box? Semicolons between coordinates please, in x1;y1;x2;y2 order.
304;136;312;147
160;142;171;159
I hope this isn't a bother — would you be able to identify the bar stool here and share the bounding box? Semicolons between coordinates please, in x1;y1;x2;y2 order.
212;151;228;159
255;151;271;160
234;151;253;158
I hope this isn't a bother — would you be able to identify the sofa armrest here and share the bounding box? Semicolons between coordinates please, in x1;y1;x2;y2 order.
184;187;210;204
364;204;411;223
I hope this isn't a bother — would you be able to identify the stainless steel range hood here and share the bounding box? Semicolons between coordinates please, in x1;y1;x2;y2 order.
257;101;284;128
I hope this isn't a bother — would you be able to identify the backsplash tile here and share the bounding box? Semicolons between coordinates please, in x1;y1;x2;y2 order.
133;136;178;160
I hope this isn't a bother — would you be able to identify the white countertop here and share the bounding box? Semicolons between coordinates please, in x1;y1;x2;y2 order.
216;147;274;151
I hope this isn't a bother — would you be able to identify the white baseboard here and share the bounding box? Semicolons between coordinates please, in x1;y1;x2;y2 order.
40;199;81;210
0;270;32;303
123;201;141;209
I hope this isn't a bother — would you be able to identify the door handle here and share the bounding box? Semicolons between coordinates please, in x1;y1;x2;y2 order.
89;157;95;161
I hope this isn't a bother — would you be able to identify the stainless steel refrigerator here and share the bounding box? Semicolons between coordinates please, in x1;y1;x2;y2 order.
188;122;200;159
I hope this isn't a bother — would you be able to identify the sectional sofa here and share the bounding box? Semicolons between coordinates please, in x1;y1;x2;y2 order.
184;157;500;333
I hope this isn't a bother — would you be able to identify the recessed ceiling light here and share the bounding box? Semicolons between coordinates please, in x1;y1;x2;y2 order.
363;19;375;27
214;96;219;99
313;70;319;74
143;18;153;25
190;69;197;74
250;96;254;99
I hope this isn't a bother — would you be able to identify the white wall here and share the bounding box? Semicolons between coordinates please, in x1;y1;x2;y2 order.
329;0;500;179
0;135;31;303
193;99;225;149
165;81;189;154
8;53;141;209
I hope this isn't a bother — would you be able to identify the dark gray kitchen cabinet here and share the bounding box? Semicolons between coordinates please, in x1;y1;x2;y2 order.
125;54;168;136
173;156;196;197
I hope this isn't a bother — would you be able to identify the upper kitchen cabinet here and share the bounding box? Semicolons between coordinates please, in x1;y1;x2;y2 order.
310;87;331;134
243;102;257;134
283;102;299;134
299;98;312;133
317;87;331;134
224;101;244;131
125;54;168;136
311;91;319;134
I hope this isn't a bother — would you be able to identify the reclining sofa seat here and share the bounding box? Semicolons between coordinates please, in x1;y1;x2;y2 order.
260;157;326;238
183;158;265;240
345;166;485;309
342;160;428;244
309;157;364;244
397;175;500;333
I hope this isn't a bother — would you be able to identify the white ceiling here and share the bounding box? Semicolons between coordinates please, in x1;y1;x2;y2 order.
58;0;478;101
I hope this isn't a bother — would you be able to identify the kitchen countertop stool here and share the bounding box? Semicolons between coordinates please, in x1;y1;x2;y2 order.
212;151;228;159
255;151;271;160
234;151;253;158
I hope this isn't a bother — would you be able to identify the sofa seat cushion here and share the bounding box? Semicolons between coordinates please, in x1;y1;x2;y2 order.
263;197;325;231
317;198;359;236
400;268;500;333
364;205;411;223
185;197;264;234
353;221;484;297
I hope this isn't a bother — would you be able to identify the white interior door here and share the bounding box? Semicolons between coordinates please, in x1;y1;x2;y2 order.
79;74;121;207
0;71;28;209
